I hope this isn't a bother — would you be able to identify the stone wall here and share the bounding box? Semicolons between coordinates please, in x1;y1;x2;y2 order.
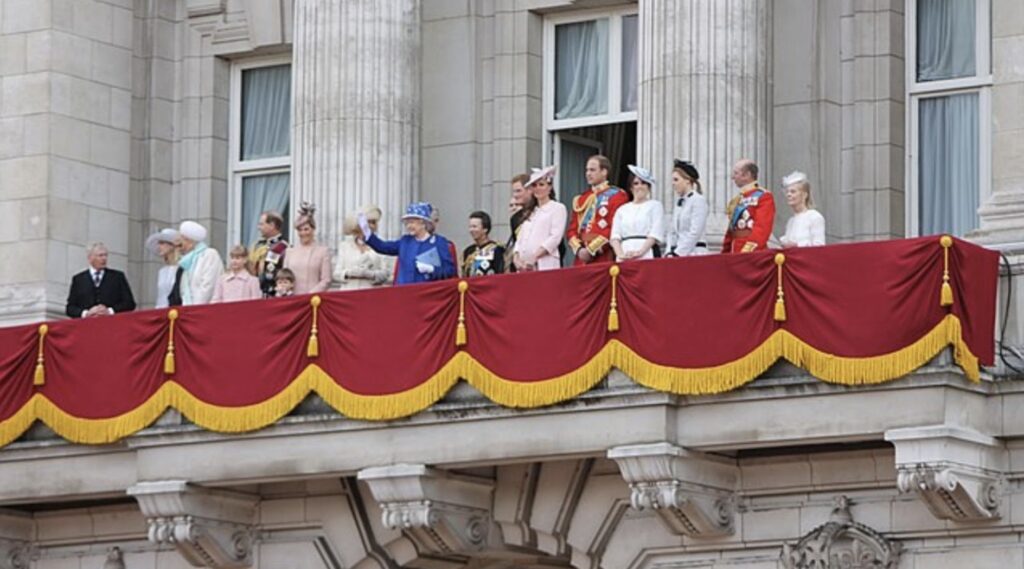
11;450;1024;569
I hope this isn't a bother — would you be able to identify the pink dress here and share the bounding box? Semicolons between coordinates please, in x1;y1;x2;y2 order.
212;271;261;303
513;200;568;271
284;242;332;295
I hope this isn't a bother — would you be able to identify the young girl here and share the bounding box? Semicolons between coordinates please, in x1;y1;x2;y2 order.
274;268;297;297
211;245;261;303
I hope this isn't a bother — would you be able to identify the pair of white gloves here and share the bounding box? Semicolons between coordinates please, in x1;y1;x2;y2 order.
358;213;435;275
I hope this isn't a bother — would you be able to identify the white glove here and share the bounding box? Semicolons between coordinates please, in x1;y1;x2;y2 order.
357;213;372;240
416;261;435;275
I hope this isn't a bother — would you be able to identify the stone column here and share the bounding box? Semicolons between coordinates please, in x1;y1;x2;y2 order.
291;0;421;244
976;0;1024;246
636;0;771;247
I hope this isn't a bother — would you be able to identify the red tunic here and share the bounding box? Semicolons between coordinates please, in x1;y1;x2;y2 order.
722;183;776;254
567;184;630;265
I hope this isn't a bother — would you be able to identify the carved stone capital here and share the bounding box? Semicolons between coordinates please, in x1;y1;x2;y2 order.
357;464;494;557
608;443;738;537
127;481;258;568
0;510;33;569
885;426;1006;522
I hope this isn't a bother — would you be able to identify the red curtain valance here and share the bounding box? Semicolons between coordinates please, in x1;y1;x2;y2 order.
0;237;998;447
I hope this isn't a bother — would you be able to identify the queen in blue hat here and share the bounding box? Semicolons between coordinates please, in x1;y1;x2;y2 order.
609;165;666;261
358;201;457;285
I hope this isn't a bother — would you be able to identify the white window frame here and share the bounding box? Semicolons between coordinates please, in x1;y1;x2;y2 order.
228;55;293;246
905;0;992;237
542;6;639;133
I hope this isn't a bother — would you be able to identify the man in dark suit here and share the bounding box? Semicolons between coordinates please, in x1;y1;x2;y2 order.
66;243;137;318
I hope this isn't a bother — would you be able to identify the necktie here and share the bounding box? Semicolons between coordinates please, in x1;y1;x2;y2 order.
677;198;684;207
93;271;102;287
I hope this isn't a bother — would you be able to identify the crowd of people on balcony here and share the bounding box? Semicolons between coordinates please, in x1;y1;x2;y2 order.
64;155;827;318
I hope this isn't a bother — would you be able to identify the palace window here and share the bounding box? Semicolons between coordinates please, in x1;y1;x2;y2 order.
544;7;638;264
230;57;292;246
907;0;991;237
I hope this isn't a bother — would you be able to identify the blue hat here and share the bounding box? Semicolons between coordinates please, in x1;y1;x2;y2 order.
402;201;434;222
627;165;656;186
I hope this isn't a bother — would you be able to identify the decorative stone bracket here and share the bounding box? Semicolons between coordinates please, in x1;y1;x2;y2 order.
127;481;258;568
885;426;1006;522
608;443;738;537
0;510;32;569
357;464;494;557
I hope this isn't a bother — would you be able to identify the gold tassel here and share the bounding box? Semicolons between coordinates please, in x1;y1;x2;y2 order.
940;235;954;307
456;281;469;347
774;253;787;322
608;265;621;332
308;295;321;358
164;309;178;375
33;324;48;386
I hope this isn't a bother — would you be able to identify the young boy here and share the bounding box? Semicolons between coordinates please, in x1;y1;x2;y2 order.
212;245;261;303
274;268;296;297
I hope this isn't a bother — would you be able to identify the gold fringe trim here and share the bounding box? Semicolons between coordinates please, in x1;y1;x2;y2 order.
0;315;981;446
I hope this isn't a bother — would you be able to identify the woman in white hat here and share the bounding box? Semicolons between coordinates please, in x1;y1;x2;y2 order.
145;228;180;308
177;220;224;305
513;165;567;271
610;165;665;261
779;171;826;248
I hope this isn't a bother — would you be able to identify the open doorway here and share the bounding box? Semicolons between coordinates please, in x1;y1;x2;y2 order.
551;121;637;265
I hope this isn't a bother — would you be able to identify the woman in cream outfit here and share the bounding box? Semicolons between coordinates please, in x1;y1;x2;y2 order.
334;206;392;290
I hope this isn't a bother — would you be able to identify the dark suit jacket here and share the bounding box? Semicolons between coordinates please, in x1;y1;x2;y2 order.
65;268;137;318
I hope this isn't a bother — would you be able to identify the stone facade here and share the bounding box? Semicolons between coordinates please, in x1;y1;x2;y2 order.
3;1;1024;568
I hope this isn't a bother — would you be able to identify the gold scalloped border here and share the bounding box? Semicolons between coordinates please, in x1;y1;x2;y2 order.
0;315;977;446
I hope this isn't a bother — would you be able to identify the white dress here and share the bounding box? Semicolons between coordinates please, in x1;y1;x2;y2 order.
154;264;177;308
781;209;826;248
666;191;709;256
610;200;665;259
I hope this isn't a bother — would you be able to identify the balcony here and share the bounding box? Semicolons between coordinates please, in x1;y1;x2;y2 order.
0;237;1013;569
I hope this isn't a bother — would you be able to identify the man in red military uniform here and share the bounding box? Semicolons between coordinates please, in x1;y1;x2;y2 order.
722;159;775;253
567;155;631;265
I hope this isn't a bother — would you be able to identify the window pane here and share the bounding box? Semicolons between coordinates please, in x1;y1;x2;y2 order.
621;15;638;112
555;19;609;119
241;65;292;160
241;173;291;245
917;0;976;81
919;93;979;236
